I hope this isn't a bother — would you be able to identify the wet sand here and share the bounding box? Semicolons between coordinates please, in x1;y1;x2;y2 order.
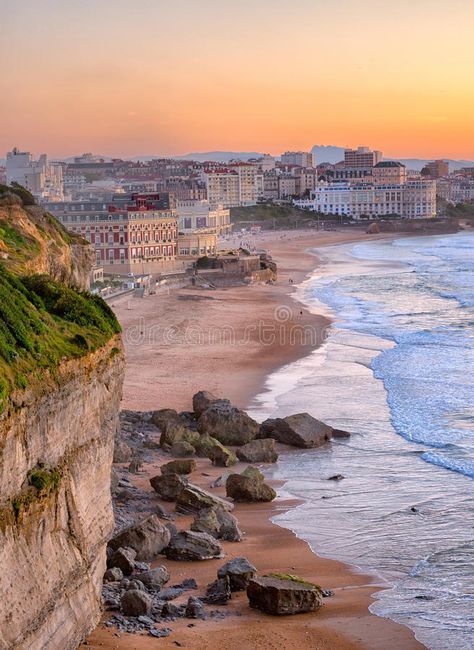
87;228;424;649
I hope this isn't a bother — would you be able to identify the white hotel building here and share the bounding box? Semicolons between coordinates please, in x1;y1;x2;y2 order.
295;180;436;219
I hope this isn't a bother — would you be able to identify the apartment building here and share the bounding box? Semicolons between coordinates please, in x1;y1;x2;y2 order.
204;170;240;208
344;146;382;168
176;199;231;234
373;161;407;185
421;160;449;179
295;180;436;219
6;148;64;200
45;193;178;274
280;151;314;167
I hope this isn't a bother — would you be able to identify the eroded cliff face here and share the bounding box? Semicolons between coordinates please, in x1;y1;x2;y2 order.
0;188;125;649
0;338;125;650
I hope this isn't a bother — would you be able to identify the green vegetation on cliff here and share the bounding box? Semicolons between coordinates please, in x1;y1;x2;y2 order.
0;266;120;413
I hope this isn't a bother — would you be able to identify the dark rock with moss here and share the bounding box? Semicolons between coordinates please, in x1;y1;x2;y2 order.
152;409;199;448
217;557;257;591
169;441;196;457
246;575;323;615
192;390;219;418
109;515;171;561
176;483;234;515
207;441;237;467
161;459;196;475
164;530;223;561
216;508;243;542
226;467;276;503
190;508;220;537
260;413;333;448
197;400;259;445
236;438;278;463
150;473;188;501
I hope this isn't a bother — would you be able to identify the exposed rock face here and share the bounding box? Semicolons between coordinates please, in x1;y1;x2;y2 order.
226;469;277;502
192;390;219;418
164;531;223;561
108;547;137;576
246;576;323;615
0;338;124;650
218;557;257;591
260;413;333;448
237;438;278;463
108;514;171;561
190;508;220;537
176;484;234;515
198;400;260;445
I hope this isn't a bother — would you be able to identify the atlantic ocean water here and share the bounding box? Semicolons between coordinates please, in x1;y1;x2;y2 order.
248;232;474;649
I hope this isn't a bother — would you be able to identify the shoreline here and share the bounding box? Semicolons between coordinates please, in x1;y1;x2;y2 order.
88;228;425;649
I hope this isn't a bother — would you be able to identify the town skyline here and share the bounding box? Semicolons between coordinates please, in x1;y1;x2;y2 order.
2;0;473;160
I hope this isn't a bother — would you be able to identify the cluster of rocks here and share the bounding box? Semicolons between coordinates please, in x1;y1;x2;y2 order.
104;391;348;636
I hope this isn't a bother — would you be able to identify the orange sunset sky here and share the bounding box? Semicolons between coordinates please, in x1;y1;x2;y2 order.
1;0;473;160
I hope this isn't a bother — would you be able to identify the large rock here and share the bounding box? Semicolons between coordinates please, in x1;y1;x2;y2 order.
198;401;259;445
192;390;219;418
109;515;171;561
203;576;231;605
121;589;153;616
152;409;199;448
135;566;170;590
194;433;225;459
246;575;323;615
170;441;196;457
190;508;220;537
103;567;123;582
226;469;276;503
217;557;257;591
161;459;196;475
108;546;137;576
207;440;237;467
260;413;332;448
164;531;223;561
176;483;234;515
237;438;278;463
150;473;187;501
216;509;243;542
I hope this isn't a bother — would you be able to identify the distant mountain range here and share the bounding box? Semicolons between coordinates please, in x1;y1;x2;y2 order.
3;148;473;171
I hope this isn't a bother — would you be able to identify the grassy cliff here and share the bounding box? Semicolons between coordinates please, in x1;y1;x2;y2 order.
0;186;120;413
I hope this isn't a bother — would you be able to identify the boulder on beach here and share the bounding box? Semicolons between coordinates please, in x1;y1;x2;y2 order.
176;483;234;515
134;566;170;590
103;567;123;582
150;473;188;501
108;515;171;561
260;413;333;448
108;546;137;576
192;390;220;418
191;507;243;542
217;557;257;591
152;408;199;448
246;575;323;615
207;440;237;467
170;440;196;457
237;438;278;463
198;400;260;445
164;530;223;561
203;576;232;605
161;459;196;475
113;438;132;463
226;467;276;503
121;589;153;616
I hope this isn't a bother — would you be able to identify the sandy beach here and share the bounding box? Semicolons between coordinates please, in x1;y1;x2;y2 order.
87;228;424;649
